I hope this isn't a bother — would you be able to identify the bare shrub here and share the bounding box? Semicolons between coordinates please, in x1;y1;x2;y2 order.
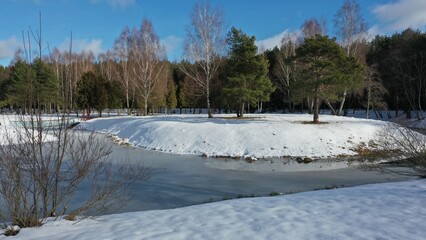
0;113;149;229
367;123;426;177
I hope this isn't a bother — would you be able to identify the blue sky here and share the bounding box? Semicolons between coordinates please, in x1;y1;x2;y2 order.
1;0;426;66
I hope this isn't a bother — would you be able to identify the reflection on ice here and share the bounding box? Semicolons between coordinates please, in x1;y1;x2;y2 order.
74;134;406;214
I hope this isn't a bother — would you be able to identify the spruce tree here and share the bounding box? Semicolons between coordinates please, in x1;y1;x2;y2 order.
105;80;123;112
177;84;187;114
93;75;108;117
165;79;177;114
32;59;59;113
0;66;11;107
223;27;275;117
9;61;35;113
76;71;109;117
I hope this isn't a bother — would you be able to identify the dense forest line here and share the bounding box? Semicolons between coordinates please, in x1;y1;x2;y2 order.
0;0;425;120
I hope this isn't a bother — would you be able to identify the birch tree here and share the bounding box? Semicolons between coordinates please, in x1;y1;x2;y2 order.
364;64;388;118
274;33;298;112
113;26;132;114
301;18;326;40
334;0;368;115
128;18;166;115
0;14;149;232
98;50;115;83
180;1;227;118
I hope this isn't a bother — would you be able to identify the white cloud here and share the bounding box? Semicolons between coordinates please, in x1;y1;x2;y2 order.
89;0;134;10
256;29;296;52
370;0;426;35
58;38;103;56
108;0;134;9
160;35;183;59
367;25;383;38
0;36;20;60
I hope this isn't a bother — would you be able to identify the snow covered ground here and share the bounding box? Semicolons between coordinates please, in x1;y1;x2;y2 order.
78;114;389;158
4;179;425;240
2;113;423;239
0;114;80;145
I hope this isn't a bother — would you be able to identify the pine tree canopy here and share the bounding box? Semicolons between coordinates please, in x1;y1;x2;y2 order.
292;35;364;122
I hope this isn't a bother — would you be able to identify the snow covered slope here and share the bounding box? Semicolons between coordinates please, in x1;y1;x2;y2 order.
79;114;388;158
6;179;425;240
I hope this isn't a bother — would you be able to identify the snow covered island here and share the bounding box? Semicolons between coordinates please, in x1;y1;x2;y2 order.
79;114;388;159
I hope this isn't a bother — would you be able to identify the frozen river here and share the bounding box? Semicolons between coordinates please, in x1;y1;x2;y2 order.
78;135;407;213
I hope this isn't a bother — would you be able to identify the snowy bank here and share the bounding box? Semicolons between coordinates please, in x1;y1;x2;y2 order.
79;114;388;158
0;115;63;145
4;179;425;240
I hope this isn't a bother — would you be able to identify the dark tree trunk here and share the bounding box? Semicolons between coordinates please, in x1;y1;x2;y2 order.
313;97;320;123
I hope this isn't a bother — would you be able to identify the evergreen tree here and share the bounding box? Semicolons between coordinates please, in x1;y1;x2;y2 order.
0;66;12;107
9;60;35;113
293;35;363;122
7;59;59;113
177;83;188;113
105;80;123;111
165;79;177;114
93;75;108;117
76;71;109;117
32;59;59;112
223;27;275;117
76;72;94;117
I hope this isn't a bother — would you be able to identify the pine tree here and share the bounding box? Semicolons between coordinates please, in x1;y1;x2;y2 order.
292;35;363;122
223;27;275;117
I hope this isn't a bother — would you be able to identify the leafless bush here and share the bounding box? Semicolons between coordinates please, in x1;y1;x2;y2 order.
0;112;149;229
368;123;426;177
